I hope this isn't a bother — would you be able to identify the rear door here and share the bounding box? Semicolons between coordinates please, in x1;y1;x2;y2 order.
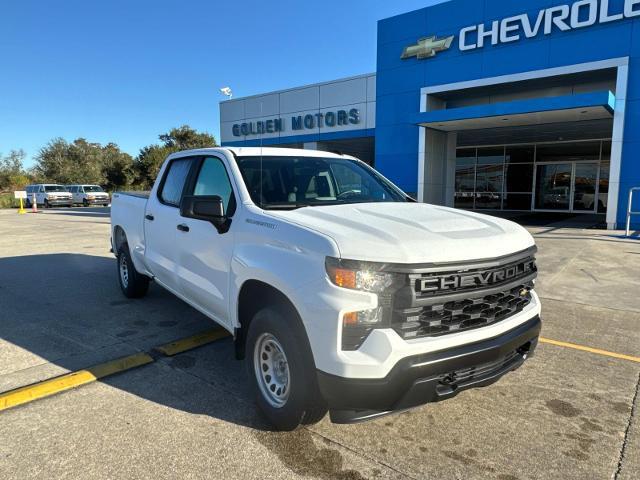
143;156;197;294
175;155;236;327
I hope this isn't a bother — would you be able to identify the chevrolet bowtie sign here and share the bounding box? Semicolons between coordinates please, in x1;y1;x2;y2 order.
400;36;454;59
401;0;640;60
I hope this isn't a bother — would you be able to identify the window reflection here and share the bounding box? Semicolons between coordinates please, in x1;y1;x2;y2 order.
454;141;610;213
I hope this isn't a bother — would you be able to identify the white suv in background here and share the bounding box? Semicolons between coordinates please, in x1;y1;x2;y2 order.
25;184;73;208
67;185;110;207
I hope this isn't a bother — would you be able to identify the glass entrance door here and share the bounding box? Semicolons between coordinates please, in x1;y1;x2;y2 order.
534;163;572;210
534;162;602;212
572;163;599;212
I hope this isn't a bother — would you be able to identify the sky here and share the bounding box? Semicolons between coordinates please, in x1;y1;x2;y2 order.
1;0;445;167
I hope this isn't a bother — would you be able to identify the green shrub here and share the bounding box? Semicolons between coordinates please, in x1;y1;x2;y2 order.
0;192;16;209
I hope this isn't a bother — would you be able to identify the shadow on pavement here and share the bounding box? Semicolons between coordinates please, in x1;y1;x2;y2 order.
43;207;111;218
0;252;273;432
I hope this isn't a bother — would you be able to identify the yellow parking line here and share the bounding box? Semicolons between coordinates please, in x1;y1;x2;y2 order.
0;352;153;412
0;328;231;413
154;328;230;356
539;337;640;363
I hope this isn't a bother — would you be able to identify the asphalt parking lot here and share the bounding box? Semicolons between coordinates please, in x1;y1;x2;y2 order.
0;207;638;480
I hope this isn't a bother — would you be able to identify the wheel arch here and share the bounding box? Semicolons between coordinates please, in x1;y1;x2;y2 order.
234;279;308;361
112;225;128;253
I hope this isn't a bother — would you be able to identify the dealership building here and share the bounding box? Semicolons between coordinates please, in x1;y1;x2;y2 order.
220;0;640;229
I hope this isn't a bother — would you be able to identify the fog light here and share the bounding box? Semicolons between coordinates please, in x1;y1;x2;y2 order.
343;307;384;327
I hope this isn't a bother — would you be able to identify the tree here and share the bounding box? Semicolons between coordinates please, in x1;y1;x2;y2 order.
33;138;134;190
159;125;217;150
0;150;30;191
134;126;217;188
102;143;135;191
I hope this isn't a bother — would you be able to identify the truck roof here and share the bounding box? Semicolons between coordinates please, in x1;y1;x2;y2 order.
166;147;356;161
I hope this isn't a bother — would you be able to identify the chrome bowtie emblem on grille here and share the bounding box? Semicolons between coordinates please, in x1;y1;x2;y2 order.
401;35;454;60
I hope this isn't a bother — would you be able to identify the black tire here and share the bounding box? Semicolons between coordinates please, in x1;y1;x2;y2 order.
44;199;49;209
246;305;327;431
117;244;150;298
83;199;89;207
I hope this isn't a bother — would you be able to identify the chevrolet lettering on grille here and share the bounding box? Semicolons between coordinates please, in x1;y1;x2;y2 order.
417;259;536;293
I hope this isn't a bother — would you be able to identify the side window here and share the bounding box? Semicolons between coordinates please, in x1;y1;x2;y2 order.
192;157;234;213
39;186;44;193
159;158;193;207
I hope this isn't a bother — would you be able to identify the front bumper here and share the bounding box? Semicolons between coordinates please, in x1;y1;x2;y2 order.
46;198;73;206
317;314;541;423
86;198;110;205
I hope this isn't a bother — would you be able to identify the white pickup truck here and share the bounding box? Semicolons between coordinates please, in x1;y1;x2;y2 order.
111;147;541;430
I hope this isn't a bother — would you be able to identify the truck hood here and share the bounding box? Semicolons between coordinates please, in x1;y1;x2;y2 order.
267;202;534;264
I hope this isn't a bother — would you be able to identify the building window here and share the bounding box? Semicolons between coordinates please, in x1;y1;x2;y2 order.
454;140;611;213
454;148;476;209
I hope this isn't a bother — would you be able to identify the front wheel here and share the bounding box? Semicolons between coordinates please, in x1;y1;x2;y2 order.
117;244;150;298
246;306;327;430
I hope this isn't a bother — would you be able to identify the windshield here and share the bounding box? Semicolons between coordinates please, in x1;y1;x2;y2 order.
83;185;104;192
236;156;408;210
44;185;67;192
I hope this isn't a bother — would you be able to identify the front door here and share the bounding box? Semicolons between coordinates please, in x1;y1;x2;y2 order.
175;155;236;328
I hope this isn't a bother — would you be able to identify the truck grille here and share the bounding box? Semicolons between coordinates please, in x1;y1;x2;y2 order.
391;248;537;341
393;282;534;340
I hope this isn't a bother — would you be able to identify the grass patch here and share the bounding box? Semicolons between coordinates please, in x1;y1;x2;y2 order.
0;192;17;209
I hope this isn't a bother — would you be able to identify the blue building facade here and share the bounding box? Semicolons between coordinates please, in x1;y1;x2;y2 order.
222;0;640;229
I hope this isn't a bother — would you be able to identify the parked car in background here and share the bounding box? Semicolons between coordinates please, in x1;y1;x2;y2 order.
66;185;110;207
25;184;73;208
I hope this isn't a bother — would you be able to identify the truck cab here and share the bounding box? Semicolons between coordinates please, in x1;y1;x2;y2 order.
110;147;541;430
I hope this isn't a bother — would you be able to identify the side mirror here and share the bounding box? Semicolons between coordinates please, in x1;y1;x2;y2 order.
180;195;229;232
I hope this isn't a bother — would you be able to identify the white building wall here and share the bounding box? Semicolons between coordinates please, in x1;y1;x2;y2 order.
220;74;376;144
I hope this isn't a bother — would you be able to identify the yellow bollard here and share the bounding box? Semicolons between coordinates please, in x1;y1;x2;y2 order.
17;197;26;215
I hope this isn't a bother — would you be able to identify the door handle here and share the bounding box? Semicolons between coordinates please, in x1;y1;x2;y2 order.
177;224;190;232
145;214;154;221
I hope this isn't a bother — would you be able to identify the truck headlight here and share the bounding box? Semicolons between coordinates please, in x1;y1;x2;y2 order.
326;257;404;350
325;257;394;293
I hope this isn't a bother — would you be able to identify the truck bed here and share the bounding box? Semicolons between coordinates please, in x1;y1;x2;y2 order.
111;191;150;274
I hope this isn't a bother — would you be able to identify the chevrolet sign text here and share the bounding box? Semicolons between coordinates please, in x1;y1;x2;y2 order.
460;0;640;52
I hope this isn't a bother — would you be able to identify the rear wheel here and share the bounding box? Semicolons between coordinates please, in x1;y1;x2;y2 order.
246;306;327;430
117;244;149;298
